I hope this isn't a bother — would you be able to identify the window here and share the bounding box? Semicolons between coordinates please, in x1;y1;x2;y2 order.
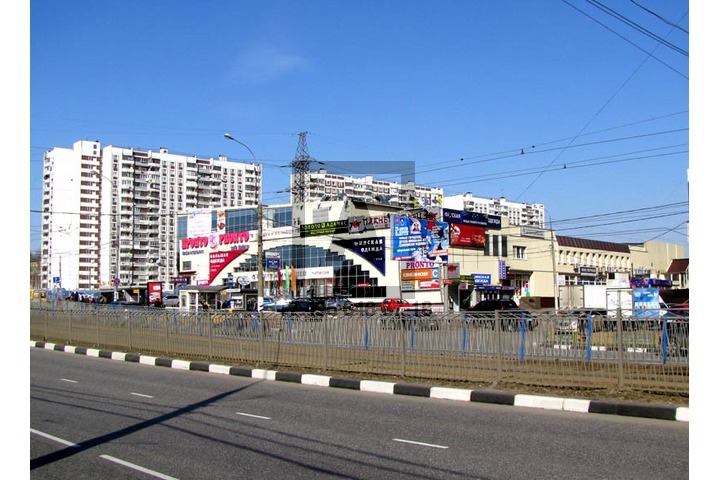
513;245;527;260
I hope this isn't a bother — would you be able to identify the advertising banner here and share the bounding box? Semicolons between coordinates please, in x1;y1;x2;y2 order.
449;223;486;248
442;208;501;229
208;249;247;284
216;209;226;235
187;208;213;238
400;263;441;291
332;237;386;275
391;215;449;262
633;287;662;318
147;281;163;305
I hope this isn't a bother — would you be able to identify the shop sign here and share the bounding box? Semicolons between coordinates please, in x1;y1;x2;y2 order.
300;220;349;237
348;215;390;233
472;273;492;285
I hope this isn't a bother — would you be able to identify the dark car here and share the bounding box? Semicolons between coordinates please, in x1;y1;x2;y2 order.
278;298;327;314
467;299;537;331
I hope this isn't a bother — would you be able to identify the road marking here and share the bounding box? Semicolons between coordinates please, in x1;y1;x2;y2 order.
60;378;78;383
100;454;179;480
130;392;154;398
236;412;271;420
393;438;449;449
30;428;79;448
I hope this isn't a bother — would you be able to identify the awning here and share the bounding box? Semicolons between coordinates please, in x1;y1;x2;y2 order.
666;259;689;274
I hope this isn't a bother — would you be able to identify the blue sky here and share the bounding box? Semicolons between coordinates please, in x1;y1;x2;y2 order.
27;0;693;252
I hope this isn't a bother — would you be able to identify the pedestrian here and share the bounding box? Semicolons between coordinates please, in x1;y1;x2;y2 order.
201;300;209;310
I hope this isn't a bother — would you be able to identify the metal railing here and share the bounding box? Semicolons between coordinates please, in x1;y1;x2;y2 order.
29;302;688;395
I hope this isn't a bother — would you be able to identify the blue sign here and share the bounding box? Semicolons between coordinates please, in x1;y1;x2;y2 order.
499;260;507;280
633;287;662;318
442;208;501;229
473;273;491;285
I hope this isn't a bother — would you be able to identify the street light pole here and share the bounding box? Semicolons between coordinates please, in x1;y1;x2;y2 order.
224;134;263;311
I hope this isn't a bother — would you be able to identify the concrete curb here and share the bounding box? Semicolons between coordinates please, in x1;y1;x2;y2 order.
31;341;689;422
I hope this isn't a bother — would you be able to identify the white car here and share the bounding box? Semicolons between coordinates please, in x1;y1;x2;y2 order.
163;294;180;307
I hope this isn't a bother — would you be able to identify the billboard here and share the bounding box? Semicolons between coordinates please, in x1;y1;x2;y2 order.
442;208;501;229
332;237;386;275
147;281;163;305
391;215;449;262
208;249;248;284
187;208;213;238
449;223;486;248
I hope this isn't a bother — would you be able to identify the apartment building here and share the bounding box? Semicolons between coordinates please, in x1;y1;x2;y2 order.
444;193;545;227
303;169;444;209
41;140;260;291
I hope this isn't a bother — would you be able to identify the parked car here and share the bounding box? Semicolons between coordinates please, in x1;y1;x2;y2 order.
162;294;180;307
324;296;354;311
278;297;327;314
467;299;537;331
259;297;278;311
380;298;413;314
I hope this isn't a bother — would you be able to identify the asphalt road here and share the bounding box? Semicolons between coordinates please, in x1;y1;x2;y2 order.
30;347;689;479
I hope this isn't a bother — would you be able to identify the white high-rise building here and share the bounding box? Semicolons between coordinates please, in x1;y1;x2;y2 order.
444;193;545;227
41;140;261;291
301;169;444;209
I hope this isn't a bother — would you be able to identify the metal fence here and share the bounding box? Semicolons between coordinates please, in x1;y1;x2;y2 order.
29;301;688;395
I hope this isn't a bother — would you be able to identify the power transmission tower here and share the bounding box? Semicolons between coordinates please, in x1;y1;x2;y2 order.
291;131;313;204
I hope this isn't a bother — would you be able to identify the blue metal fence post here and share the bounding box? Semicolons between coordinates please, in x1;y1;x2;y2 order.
286;313;292;343
519;313;526;361
462;313;467;357
410;313;415;352
662;316;669;364
585;312;592;361
364;314;369;351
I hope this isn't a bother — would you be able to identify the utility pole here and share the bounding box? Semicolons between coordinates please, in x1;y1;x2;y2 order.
291;132;312;204
224;134;263;311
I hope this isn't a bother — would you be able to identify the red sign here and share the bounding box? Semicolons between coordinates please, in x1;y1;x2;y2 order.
208;249;247;284
147;281;163;304
449;223;486;248
182;231;251;250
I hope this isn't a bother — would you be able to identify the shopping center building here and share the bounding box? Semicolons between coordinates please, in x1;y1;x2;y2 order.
176;199;685;311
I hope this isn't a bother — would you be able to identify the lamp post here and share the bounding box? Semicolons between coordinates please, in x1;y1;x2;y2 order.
546;209;559;313
224;133;263;311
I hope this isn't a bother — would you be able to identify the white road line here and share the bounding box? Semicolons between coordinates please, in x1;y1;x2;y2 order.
30;428;79;448
236;412;271;420
100;454;179;480
393;438;449;449
130;392;154;398
60;378;78;383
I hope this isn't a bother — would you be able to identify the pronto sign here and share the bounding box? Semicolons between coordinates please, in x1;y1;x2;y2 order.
400;260;441;291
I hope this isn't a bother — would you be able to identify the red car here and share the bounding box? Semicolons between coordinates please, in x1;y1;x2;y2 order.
380;298;412;313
